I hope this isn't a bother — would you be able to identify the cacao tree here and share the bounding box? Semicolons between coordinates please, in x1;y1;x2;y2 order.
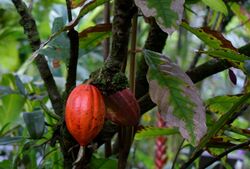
1;0;250;169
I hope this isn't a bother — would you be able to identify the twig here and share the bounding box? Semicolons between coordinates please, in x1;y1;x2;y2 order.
129;13;138;93
65;0;73;22
64;29;79;98
202;139;250;169
171;139;185;169
11;0;63;116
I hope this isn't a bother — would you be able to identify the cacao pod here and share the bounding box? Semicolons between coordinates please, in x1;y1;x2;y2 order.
65;84;105;146
105;88;140;126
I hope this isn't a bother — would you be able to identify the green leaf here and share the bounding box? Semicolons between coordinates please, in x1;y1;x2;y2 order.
0;160;12;169
206;95;243;115
14;74;28;96
0;94;25;128
0;86;16;98
89;156;117;169
79;24;111;51
193;92;250;155
181;22;236;51
203;49;249;62
135;126;179;140
202;0;228;15
135;0;184;34
23;111;45;139
231;3;250;34
144;50;207;145
0;136;23;145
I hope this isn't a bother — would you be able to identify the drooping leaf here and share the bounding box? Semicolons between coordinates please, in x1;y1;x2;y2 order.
89;156;117;169
228;69;237;85
70;0;87;8
23;111;45;139
206;95;243;115
135;126;179;140
202;0;228;15
144;49;207;145
181;22;237;51
134;0;184;34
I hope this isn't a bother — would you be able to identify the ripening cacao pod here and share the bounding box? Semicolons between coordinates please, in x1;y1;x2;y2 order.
104;88;140;126
65;84;105;146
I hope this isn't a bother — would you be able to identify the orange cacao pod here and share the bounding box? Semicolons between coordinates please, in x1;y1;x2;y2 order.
105;88;140;126
65;84;105;146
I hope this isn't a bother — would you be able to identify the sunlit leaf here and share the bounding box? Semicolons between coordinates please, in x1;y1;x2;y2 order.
135;126;179;140
206;95;243;115
134;0;184;34
202;0;228;15
144;50;207;145
70;0;87;8
89;156;117;169
203;49;249;62
23;111;45;139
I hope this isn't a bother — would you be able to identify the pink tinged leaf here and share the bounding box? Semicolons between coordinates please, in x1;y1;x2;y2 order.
229;69;237;85
134;0;184;34
145;50;207;145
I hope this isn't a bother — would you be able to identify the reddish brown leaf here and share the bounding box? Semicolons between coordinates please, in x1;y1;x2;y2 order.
78;23;112;38
228;69;237;85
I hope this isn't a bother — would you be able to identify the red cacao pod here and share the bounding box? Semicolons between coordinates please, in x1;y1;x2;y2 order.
65;84;105;146
105;88;140;126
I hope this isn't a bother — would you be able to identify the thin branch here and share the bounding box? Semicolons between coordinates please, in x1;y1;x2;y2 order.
11;0;63;116
202;139;250;169
64;29;79;98
129;13;138;93
65;0;72;22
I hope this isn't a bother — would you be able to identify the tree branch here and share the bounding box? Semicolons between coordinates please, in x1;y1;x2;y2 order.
64;29;79;98
11;0;63;116
109;0;136;67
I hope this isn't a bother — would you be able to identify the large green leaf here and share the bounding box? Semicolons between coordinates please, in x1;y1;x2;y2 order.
134;0;184;34
89;156;117;169
0;94;25;128
135;126;179;140
202;0;228;15
144;50;207;145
